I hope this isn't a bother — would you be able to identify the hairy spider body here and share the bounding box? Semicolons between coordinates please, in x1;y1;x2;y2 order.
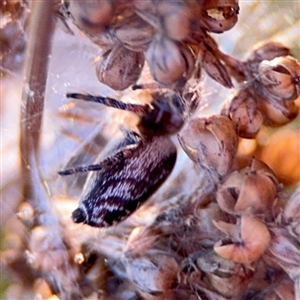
74;135;176;227
59;91;185;227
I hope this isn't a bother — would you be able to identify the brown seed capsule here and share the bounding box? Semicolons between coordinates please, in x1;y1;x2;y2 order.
68;0;114;35
146;35;195;87
114;14;154;52
178;115;238;179
216;157;278;215
158;0;201;41
196;251;251;298
96;45;145;90
214;215;271;264
259;96;298;127
221;89;263;138
134;0;159;31
259;56;300;101
199;45;233;88
247;41;291;68
199;0;239;33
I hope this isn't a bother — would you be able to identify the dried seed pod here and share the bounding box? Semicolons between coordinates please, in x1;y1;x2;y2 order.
216;158;278;215
259;56;300;100
214;215;271;264
96;45;145;90
146;35;195;87
199;0;239;33
135;0;200;41
178;115;238;179
268;228;300;280
259;96;298;127
247;41;291;68
114;14;154;51
199;45;233;88
196;252;251;298
158;0;201;41
124;253;178;295
195;33;233;88
68;0;114;35
221;89;263;138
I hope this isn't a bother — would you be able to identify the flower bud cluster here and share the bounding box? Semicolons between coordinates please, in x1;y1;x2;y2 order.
64;0;239;90
221;41;300;138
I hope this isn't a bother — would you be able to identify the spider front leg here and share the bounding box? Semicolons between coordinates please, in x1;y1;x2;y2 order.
66;93;152;116
58;136;141;176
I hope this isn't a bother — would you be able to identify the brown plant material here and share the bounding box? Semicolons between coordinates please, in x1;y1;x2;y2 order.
214;214;271;264
259;96;299;127
178;115;238;181
219;41;299;136
221;88;263;138
146;35;195;87
199;0;239;33
114;14;154;51
95;45;145;90
259;56;300;101
68;0;114;35
268;227;300;281
216;157;279;216
3;1;300;299
196;251;252;298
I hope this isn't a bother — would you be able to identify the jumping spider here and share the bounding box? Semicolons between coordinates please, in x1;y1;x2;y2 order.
59;90;189;227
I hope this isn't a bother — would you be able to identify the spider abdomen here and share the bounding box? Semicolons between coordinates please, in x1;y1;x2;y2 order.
73;136;177;227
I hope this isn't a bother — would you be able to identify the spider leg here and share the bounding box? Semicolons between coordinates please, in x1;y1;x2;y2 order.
58;164;103;176
58;138;142;176
66;93;152;116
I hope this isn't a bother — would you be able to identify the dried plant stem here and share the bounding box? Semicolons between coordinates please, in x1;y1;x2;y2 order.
17;3;82;297
19;0;55;218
